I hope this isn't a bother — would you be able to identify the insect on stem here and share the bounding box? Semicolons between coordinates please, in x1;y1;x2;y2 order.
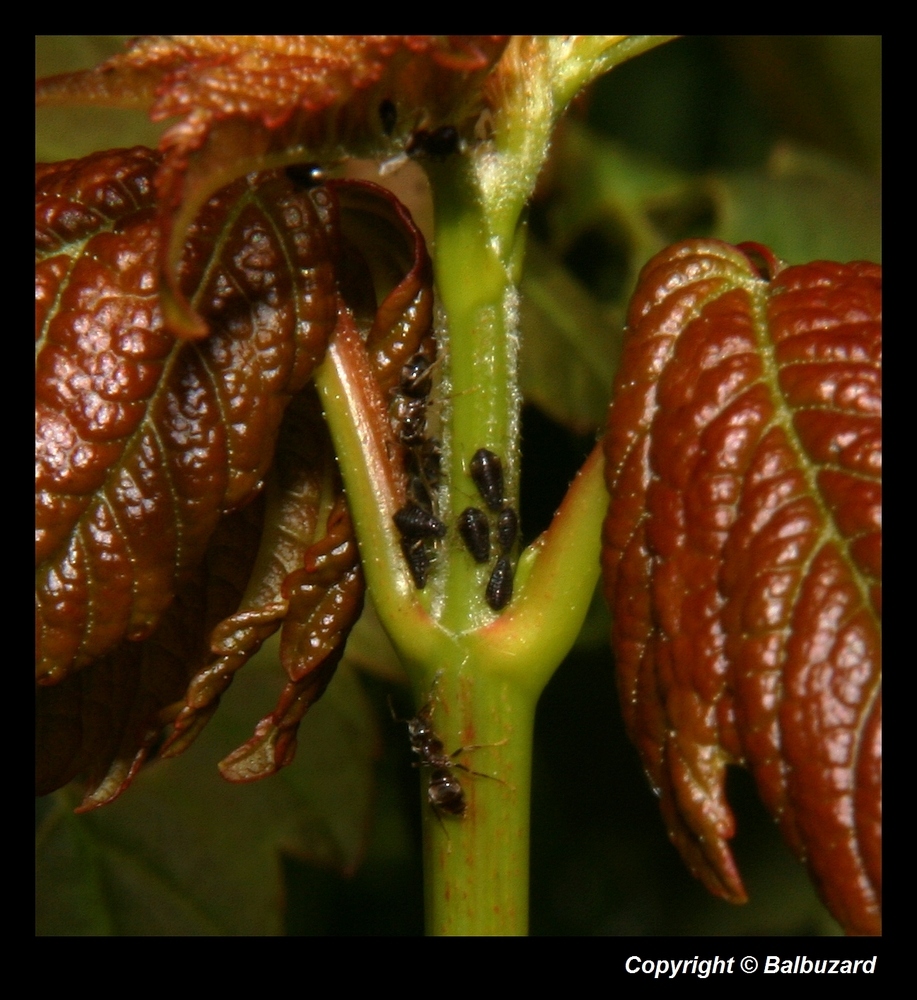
389;672;506;830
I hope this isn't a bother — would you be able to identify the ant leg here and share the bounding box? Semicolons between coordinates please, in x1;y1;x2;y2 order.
435;808;455;852
449;739;510;785
451;761;508;784
448;738;508;757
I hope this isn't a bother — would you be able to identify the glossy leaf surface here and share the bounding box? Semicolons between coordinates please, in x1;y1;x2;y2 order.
36;148;337;686
37;35;507;336
602;239;881;935
36;147;434;808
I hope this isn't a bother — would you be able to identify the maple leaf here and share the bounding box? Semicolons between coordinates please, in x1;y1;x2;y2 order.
602;238;881;935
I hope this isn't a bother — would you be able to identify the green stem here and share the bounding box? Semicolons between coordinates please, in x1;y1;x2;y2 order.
317;225;607;934
316;35;675;935
426;157;522;635
419;662;534;935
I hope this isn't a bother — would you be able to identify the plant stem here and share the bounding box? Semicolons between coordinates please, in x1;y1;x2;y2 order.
317;37;675;935
419;663;534;935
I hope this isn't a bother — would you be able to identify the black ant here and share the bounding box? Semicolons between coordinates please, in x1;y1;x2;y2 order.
406;437;442;489
393;352;441;445
393;395;428;446
399;352;435;398
390;673;505;825
378;123;461;177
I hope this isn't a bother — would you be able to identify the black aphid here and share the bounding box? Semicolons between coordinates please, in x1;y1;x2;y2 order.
470;448;504;511
394;502;447;540
379;98;397;136
497;507;518;553
458;507;491;563
401;537;429;589
485;556;513;611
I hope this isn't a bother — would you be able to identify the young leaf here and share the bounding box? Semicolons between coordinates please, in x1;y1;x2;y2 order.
37;35;509;337
36;148;339;687
158;388;364;783
602;239;881;935
36;147;439;809
37;658;380;935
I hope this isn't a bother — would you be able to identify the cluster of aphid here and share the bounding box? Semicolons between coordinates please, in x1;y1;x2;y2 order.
390;358;518;611
460;448;518;611
391;349;446;589
319;103;512;606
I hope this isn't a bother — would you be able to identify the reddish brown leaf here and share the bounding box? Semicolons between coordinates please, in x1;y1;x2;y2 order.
35;497;265;808
37;148;438;807
330;179;436;393
37;36;508;336
602;239;881;935
36;148;339;686
199;181;437;781
35;146;348;807
160;388;365;783
217;492;364;783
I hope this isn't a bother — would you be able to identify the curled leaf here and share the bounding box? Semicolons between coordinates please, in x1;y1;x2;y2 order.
35;497;266;809
330;179;436;393
161;388;365;782
602;239;881;934
37;146;438;807
36;148;338;686
37;35;508;336
218;492;364;782
157;182;436;781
